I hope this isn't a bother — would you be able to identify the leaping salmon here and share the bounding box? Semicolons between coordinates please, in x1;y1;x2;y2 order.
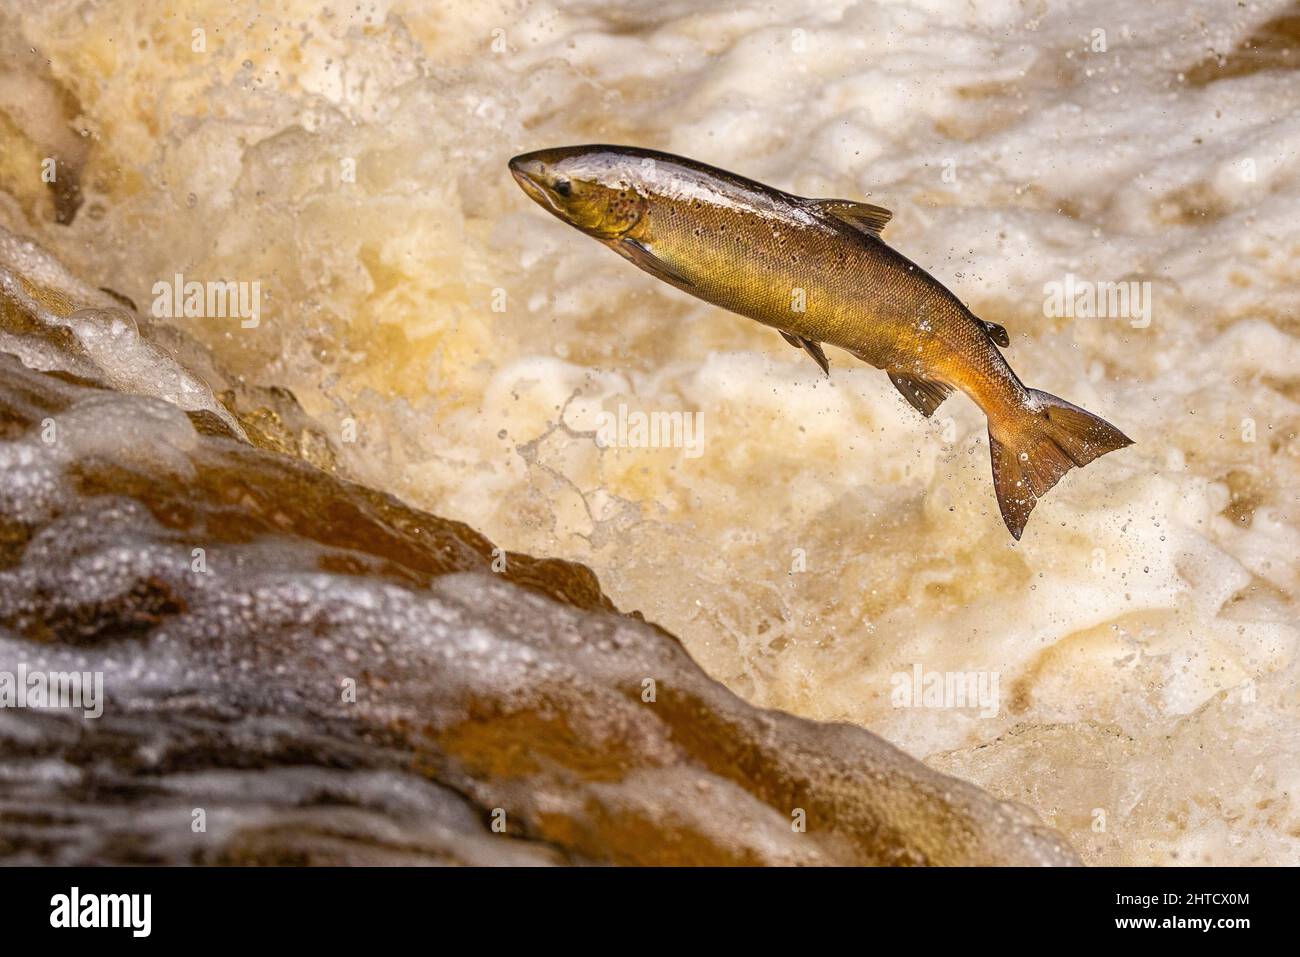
509;145;1132;539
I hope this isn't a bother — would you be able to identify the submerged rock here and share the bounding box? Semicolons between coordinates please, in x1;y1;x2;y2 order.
0;229;1078;865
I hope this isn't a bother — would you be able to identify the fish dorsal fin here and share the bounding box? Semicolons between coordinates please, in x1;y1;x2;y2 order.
811;199;893;237
779;330;830;376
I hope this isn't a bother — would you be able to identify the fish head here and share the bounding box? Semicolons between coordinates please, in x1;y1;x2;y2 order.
509;147;646;240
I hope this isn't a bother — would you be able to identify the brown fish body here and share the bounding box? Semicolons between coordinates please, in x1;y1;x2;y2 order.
619;157;1023;413
510;145;1131;539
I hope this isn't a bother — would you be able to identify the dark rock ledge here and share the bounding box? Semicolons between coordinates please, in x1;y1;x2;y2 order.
0;228;1078;865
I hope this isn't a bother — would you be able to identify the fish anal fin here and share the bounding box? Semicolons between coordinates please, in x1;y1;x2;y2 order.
888;371;952;417
979;318;1010;348
811;199;893;238
780;330;830;376
617;238;694;287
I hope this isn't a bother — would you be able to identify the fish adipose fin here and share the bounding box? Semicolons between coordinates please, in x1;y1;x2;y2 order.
780;330;830;376
811;199;893;238
888;371;953;417
979;318;1010;348
617;238;695;287
988;389;1133;540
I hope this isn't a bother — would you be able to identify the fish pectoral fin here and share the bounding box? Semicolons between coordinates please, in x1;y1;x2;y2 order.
779;331;830;376
809;199;893;238
888;371;953;418
978;318;1011;348
617;238;694;287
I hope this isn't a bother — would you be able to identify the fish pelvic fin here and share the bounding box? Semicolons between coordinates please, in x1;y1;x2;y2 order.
988;389;1133;540
780;330;831;376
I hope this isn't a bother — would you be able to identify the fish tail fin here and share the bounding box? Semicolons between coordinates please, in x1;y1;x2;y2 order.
987;388;1132;540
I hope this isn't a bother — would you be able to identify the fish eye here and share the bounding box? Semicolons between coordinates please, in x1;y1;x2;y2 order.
553;179;572;197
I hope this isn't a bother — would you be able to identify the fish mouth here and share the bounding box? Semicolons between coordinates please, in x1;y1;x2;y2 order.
510;166;546;203
509;156;555;207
